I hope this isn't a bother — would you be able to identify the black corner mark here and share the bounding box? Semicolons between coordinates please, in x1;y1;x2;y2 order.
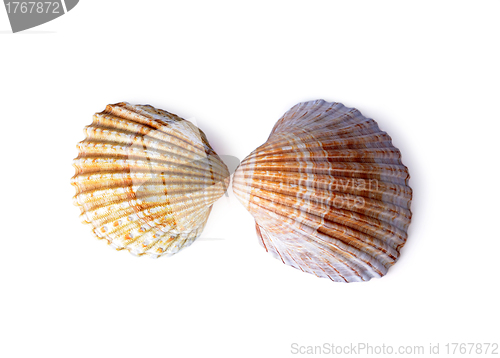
3;0;79;33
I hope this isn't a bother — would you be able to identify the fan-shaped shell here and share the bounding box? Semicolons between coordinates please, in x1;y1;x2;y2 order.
232;100;412;282
71;103;229;258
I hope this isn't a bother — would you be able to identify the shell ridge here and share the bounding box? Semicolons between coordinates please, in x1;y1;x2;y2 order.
81;124;210;162
237;162;410;186
100;104;212;155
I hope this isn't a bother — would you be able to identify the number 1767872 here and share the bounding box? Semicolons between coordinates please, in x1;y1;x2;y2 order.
5;2;61;14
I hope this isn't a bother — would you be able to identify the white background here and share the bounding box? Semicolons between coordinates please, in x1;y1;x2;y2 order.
1;1;499;357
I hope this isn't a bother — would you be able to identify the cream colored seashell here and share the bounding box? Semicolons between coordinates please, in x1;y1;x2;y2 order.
71;103;230;258
232;100;412;282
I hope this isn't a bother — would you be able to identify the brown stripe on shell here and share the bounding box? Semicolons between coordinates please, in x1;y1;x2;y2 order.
232;99;412;282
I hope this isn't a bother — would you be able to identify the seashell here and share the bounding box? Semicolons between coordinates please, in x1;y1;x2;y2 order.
232;100;412;282
71;103;230;258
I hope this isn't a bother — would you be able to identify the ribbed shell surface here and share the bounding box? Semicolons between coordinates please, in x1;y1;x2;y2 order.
71;103;230;258
232;100;412;282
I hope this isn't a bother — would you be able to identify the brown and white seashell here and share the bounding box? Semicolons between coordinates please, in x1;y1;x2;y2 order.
232;100;412;282
71;103;230;258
